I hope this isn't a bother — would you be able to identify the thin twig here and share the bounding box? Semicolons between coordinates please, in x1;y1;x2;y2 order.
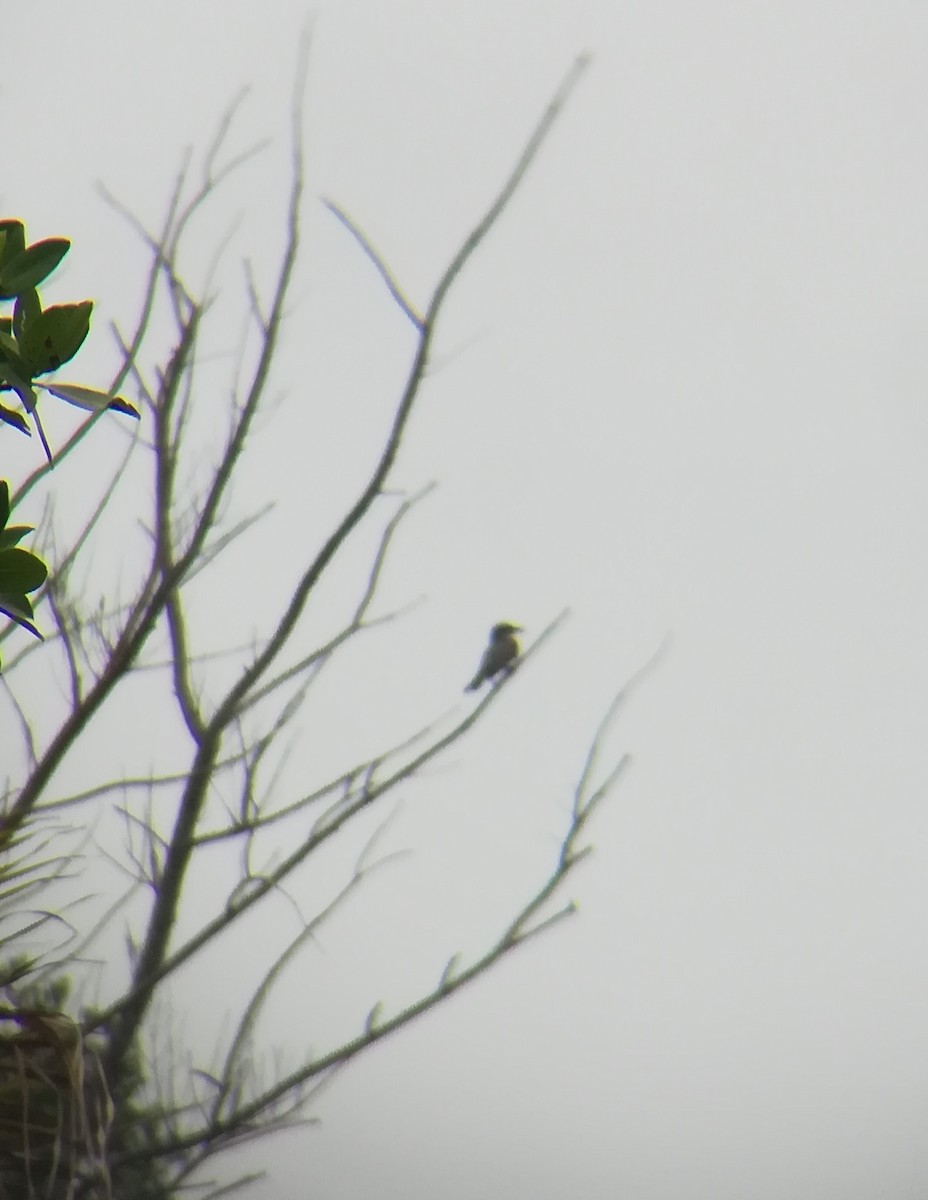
322;199;424;329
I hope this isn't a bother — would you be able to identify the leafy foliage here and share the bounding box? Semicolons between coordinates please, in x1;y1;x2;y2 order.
0;479;46;661
0;220;142;664
0;218;139;459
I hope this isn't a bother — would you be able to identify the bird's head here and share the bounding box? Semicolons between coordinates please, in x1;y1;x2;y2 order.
491;622;523;640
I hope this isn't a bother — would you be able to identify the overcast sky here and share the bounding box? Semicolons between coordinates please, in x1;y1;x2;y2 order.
6;3;928;1198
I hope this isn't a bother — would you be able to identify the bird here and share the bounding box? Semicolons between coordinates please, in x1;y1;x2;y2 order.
465;622;523;691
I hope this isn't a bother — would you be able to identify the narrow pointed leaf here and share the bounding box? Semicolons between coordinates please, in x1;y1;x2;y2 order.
38;381;139;418
31;406;53;462
0;364;37;413
0;596;41;639
0;405;30;435
0;591;35;620
0;526;34;550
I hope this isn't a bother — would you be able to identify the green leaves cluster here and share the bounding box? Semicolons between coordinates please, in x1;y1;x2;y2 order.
0;480;46;655
0;218;138;460
0;220;144;663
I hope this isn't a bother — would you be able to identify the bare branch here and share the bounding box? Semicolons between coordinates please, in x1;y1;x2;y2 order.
89;617;563;1035
111;659;623;1164
235;484;434;718
0;674;39;771
573;632;670;818
35;754;244;816
216;56;592;730
322;199;424;329
44;579;82;711
209;805;405;1130
3;45;614;1200
98;28;315;1078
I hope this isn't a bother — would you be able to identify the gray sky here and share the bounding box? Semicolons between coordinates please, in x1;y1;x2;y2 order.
6;3;928;1198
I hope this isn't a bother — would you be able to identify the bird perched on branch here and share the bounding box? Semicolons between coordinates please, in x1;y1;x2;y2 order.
465;622;523;691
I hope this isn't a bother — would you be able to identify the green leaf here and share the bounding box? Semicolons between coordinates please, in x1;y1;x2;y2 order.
0;591;35;620
0;221;26;272
0;363;38;413
0;336;38;392
0;405;30;435
0;547;47;593
38;381;139;418
0;238;70;299
20;301;92;375
0;526;34;550
0;594;41;640
13;287;41;343
0;481;8;529
0;329;24;361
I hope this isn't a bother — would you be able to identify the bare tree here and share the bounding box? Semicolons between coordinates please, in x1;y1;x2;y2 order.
0;43;644;1199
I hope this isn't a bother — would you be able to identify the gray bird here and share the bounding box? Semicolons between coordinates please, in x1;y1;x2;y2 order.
465;622;523;691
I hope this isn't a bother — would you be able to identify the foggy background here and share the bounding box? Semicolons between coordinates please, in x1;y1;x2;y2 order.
5;3;928;1198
